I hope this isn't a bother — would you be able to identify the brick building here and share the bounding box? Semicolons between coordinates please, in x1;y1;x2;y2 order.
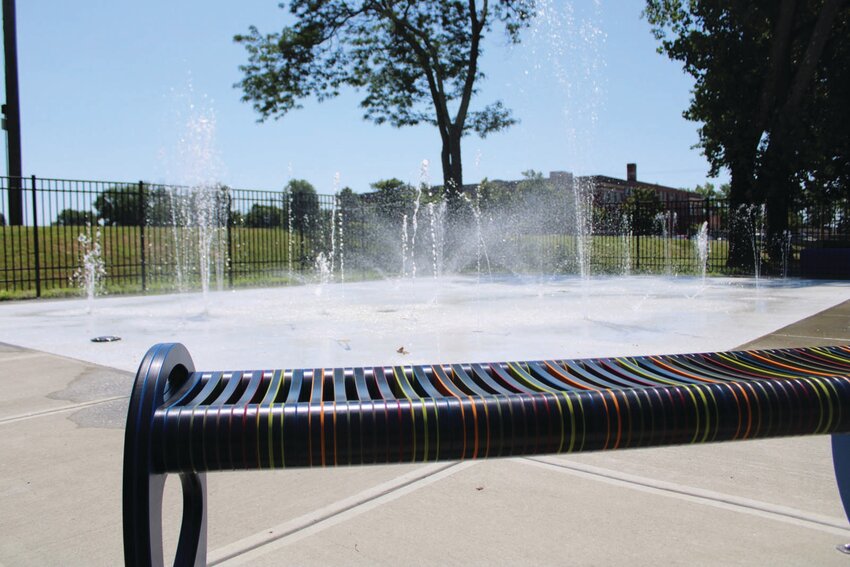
547;163;697;203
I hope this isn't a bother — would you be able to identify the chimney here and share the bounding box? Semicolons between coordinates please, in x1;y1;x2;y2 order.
627;163;637;183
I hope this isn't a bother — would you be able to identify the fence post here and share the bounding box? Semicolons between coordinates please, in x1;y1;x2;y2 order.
30;175;41;297
226;191;233;288
635;203;641;272
138;181;146;292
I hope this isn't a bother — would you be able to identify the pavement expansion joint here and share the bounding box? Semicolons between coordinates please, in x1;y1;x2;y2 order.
520;456;850;536
774;334;850;342
0;352;49;363
0;395;128;426
208;461;476;565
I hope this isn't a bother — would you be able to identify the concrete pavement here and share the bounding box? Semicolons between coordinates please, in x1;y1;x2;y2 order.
1;299;849;566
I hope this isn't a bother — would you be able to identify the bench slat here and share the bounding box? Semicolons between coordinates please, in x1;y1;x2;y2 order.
148;346;850;472
124;343;850;566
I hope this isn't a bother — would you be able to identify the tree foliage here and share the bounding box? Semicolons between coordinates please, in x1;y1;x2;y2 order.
94;185;145;226
644;0;850;265
337;186;360;211
694;182;730;199
476;169;549;210
370;177;416;220
516;169;547;194
286;178;320;233
624;187;663;235
94;184;230;227
54;208;95;226
235;1;536;202
244;204;285;228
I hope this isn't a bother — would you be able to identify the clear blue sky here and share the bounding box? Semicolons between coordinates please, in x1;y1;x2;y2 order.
3;1;728;194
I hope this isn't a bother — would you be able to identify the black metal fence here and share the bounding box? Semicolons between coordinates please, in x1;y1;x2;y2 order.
1;175;848;299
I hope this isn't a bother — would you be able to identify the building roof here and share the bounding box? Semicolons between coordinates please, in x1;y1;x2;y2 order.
585;174;698;201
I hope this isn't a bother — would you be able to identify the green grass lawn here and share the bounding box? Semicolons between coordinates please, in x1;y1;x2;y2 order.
0;225;773;300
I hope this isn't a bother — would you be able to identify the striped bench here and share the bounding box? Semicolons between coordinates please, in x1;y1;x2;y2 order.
123;343;850;566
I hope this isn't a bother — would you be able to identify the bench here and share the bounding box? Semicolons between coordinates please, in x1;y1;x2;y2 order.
801;248;850;279
123;342;850;566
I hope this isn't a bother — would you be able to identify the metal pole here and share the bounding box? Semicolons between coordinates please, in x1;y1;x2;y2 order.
138;181;146;292
635;203;641;272
226;190;233;288
30;174;39;296
2;0;23;225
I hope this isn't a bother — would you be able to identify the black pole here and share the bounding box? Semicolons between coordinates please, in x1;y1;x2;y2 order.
138;181;146;292
635;204;641;272
3;0;22;225
30;174;39;296
226;191;233;288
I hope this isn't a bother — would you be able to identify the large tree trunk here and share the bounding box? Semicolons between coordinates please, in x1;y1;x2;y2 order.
440;128;463;200
755;0;846;272
757;124;795;273
439;127;467;265
441;127;465;223
726;154;759;272
765;181;791;274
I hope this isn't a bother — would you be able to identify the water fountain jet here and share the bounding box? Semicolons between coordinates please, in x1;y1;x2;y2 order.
695;221;709;281
73;228;106;313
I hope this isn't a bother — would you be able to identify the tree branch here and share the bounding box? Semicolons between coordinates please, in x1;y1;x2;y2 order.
784;0;847;115
376;1;452;140
754;0;797;136
455;0;487;130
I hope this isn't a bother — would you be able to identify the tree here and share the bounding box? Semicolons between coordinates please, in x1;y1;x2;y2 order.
94;183;186;227
229;209;244;226
235;1;535;210
0;212;5;227
244;204;285;228
624;187;663;235
645;0;850;267
336;186;362;236
337;186;360;212
94;185;144;226
94;183;228;227
54;208;95;226
694;182;731;199
474;170;548;212
286;179;320;233
370;178;416;221
476;177;512;210
516;169;548;195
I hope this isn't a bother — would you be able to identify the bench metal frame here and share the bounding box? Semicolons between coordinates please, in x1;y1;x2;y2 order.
123;342;850;566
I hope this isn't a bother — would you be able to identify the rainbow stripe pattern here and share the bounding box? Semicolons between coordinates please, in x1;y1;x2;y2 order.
149;344;850;472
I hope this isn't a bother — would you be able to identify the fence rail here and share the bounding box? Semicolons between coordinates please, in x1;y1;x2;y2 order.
1;175;847;299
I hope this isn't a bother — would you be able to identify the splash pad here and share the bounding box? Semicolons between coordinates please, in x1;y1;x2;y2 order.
0;275;845;373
